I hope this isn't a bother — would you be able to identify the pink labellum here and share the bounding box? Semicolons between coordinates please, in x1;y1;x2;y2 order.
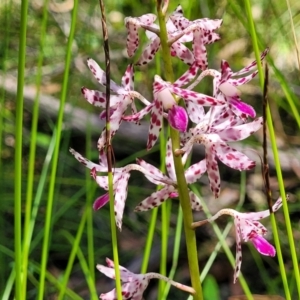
93;193;109;210
168;105;188;132
249;233;276;257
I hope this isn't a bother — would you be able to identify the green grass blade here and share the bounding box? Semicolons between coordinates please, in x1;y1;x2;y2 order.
162;206;183;299
37;0;79;297
61;230;98;297
21;0;50;296
57;206;88;300
243;0;299;297
14;0;29;298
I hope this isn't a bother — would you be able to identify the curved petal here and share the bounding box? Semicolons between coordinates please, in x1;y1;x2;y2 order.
136;158;170;184
170;42;194;65
189;191;202;211
134;186;175;211
165;139;176;182
114;172;131;229
205;143;221;198
217;117;263;141
185;159;207;183
172;86;225;106
122;64;134;91
215;142;256;171
136;37;160;66
147;99;163;150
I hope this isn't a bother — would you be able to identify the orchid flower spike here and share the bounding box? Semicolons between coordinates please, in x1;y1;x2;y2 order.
97;258;195;299
192;196;285;283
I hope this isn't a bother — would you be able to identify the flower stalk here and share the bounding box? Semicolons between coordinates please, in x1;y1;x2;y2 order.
156;1;203;299
99;0;122;298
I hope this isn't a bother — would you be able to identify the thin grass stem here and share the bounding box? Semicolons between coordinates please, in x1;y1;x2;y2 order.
21;0;50;296
37;0;79;297
14;0;29;297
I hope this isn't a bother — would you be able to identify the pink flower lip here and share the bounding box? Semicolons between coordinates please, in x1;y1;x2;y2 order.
93;193;110;210
250;233;276;257
168;104;188;132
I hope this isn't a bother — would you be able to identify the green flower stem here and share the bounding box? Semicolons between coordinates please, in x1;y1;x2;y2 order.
37;0;79;297
156;2;174;82
98;0;122;295
170;129;203;300
15;0;29;298
158;127;168;296
156;2;203;298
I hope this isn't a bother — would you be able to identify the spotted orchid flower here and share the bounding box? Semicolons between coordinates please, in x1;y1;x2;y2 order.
69;147;131;229
81;59;151;150
97;257;150;300
176;110;263;198
124;74;225;150
97;257;195;299
134;139;206;211
186;48;269;119
169;5;222;69
192;196;284;283
125;6;222;67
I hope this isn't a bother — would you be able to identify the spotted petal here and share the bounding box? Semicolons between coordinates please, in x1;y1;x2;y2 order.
216;143;256;171
134;186;175;211
217;117;263;142
185;159;207;183
205;142;221;198
136;37;161;66
193;28;208;70
125;14;157;57
147;98;163;150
